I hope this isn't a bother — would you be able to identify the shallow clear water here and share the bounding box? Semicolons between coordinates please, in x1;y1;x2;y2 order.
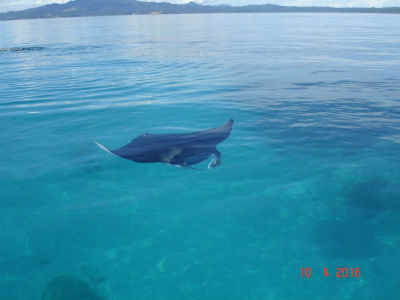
1;13;400;300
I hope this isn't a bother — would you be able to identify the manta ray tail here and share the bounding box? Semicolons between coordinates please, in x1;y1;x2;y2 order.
94;141;113;155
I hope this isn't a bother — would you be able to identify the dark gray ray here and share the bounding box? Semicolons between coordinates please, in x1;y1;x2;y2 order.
0;47;45;52
95;119;233;169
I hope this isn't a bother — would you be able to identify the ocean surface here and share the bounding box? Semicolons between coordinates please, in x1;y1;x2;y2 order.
1;13;400;300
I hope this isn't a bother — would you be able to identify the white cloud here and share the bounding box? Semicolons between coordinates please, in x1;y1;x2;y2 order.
0;0;399;13
0;0;68;13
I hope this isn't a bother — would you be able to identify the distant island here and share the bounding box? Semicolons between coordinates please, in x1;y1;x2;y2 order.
1;0;399;21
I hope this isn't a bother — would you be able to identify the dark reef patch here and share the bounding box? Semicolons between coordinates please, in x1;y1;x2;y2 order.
343;177;391;216
42;276;104;300
311;218;381;260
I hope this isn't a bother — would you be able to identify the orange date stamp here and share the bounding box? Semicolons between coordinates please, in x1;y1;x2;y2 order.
300;267;361;278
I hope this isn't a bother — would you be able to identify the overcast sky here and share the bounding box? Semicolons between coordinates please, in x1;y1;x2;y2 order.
0;0;399;13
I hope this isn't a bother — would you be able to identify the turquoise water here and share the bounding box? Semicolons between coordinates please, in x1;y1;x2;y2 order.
1;13;400;299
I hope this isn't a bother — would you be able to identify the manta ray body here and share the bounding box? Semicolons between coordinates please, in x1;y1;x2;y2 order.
0;47;45;52
95;119;233;169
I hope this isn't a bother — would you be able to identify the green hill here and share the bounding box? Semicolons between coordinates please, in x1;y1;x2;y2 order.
1;0;399;21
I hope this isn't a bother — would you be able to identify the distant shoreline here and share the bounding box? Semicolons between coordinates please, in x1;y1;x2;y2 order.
0;0;399;22
1;11;400;22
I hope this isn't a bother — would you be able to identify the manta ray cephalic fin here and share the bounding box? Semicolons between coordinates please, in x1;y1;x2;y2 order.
94;141;118;157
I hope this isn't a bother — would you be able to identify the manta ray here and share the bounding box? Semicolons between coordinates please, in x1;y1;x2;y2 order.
95;119;234;169
0;47;45;52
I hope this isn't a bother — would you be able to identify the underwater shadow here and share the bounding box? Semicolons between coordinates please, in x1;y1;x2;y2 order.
311;218;381;260
42;276;104;300
343;177;396;217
